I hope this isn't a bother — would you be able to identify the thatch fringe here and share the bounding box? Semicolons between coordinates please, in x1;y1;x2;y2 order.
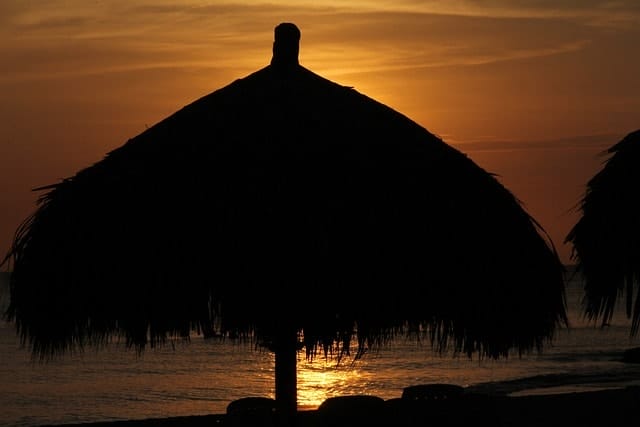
566;129;640;335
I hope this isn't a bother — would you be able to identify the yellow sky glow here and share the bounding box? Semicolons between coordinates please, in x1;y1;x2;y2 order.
1;0;640;265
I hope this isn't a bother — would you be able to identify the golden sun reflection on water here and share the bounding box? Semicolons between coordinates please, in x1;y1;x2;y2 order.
296;356;370;410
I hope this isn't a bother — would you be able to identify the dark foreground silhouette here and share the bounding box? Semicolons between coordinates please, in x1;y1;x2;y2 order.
566;129;640;336
4;22;567;427
35;386;640;427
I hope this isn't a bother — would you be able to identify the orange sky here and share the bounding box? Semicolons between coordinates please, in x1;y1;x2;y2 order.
1;1;639;266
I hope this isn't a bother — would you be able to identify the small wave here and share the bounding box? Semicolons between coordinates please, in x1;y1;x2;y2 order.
466;365;640;396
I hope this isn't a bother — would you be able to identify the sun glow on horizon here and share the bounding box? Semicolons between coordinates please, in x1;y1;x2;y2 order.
1;0;639;269
296;356;370;409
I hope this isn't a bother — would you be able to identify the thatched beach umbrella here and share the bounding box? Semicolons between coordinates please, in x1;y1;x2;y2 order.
3;23;567;426
565;129;640;335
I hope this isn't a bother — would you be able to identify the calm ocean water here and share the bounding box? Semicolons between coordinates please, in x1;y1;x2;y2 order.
2;269;640;427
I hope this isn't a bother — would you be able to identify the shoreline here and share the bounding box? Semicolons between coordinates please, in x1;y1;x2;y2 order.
34;385;640;427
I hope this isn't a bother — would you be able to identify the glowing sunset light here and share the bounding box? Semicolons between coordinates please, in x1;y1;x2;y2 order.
296;358;370;409
1;4;639;427
1;0;639;277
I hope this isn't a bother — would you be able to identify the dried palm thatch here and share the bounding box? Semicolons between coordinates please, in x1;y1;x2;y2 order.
565;129;640;335
2;23;567;426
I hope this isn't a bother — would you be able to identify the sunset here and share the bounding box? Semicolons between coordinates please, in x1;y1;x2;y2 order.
1;2;640;427
2;1;639;265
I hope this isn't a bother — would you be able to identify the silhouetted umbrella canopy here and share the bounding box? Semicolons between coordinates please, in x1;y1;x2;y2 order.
3;23;567;425
566;129;640;335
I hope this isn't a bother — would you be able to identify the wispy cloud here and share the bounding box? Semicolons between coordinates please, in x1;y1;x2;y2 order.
449;132;622;153
2;0;637;85
1;0;638;266
356;0;640;26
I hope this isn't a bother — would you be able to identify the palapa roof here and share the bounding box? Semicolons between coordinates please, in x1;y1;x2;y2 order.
3;23;567;362
566;129;640;334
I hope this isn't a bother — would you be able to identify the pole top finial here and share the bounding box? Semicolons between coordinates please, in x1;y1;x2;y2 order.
271;23;300;68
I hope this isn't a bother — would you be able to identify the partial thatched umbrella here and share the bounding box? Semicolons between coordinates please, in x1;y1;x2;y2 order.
2;23;567;426
565;129;640;335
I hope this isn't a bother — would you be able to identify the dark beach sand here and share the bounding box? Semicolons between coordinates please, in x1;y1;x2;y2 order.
36;386;640;427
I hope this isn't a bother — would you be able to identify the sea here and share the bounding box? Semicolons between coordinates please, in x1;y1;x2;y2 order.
2;269;640;427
